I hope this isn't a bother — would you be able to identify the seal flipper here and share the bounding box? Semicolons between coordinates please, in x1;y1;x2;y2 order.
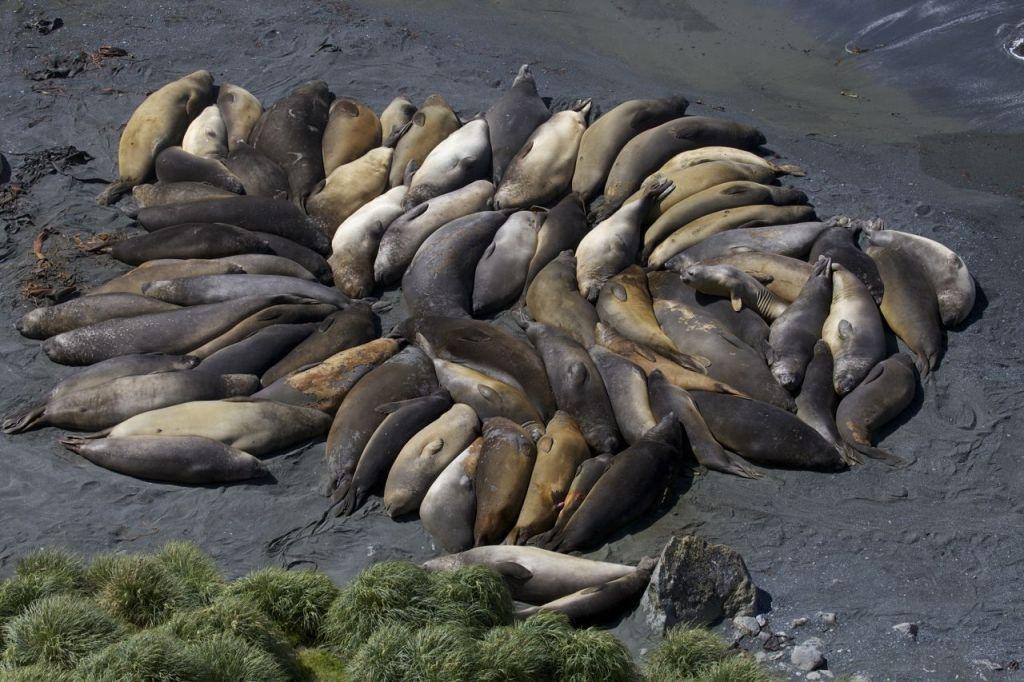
96;179;133;206
697;446;763;480
2;405;47;434
846;441;904;466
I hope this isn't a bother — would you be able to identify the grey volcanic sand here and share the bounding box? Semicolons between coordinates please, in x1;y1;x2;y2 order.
1;1;1022;679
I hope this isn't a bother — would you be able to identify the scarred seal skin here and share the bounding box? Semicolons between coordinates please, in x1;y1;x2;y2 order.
261;303;377;386
529;453;613;549
217;83;262;151
525;251;600;348
836;353;917;464
154;146;244;194
421;438;483;553
809;225;884;304
514;556;657;623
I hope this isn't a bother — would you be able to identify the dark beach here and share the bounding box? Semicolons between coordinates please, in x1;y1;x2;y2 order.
1;1;1022;678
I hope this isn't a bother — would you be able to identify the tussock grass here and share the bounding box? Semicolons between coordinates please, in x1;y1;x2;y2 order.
186;631;289;682
645;625;734;680
153;541;225;606
2;594;126;669
15;549;86;590
93;554;190;628
407;624;482;680
427;565;513;629
74;629;202;681
477;611;575;681
0;662;77;681
690;655;783;682
296;647;348;681
226;567;339;643
560;627;639;681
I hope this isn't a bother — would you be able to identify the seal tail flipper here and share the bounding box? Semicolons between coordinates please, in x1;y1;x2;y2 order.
772;162;806;177
60;435;88;453
704;448;764;480
839;442;863;467
667;349;711;374
96;179;132;206
847;440;904;466
72;427;111;440
2;405;47;434
332;485;364;517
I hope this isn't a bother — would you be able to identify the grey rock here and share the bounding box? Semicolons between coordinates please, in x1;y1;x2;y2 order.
818;611;837;626
806;673;822;681
643;534;758;633
756;613;768;627
733;616;761;636
791;616;809;628
847;675;872;682
892;622;919;640
790;637;826;671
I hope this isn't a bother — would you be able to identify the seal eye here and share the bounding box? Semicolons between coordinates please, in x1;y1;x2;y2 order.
413;112;426;127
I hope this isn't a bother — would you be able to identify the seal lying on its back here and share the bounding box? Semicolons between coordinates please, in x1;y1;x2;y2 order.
473;417;537;546
97;70;214;205
525;251;600;348
420;438;483;553
322;98;381;175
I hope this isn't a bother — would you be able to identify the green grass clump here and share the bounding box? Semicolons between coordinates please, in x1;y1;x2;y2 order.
428;565;513;629
343;622;414;680
153;541;225;606
0;573;83;632
186;632;289;682
478;611;575;681
225;567;339;643
645;626;734;680
408;624;481;680
2;594;126;669
74;629;202;681
93;554;190;628
559;627;638;682
296;647;348;681
692;655;782;682
15;549;86;590
0;662;77;681
162;593;300;677
320;562;433;655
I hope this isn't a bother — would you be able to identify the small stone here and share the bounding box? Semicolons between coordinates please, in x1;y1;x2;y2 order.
733;616;761;636
972;659;1003;671
892;622;918;640
792;617;809;628
807;673;822;681
790;637;826;671
818;611;837;626
771;651;785;661
915;204;932;216
754;651;768;663
847;675;872;682
763;632;793;652
819;672;835;679
756;613;768;627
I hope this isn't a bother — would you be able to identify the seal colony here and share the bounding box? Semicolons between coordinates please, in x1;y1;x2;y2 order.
5;66;976;622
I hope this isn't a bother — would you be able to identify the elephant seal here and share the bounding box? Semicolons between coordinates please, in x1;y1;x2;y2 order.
525;322;622;454
863;225;974;327
30;354;199;408
473;417;537;546
647;204;817;269
531;453;613;548
261;303;377;386
307;147;392;235
601;116;766;214
154;146;244;193
588;346;656;445
322;98;382;174
215;253;317;280
328;185;407;298
666;221;829;271
432;359;543;438
576;178;673;301
137;196;330;254
524;192;588;288
197;323;316;377
188;300;337;359
222;141;290;199
595;323;746;396
253;338;400;413
323;346;438;501
658;145;804;176
223;143;290;200
678;263;789;321
109;223;271;266
836;353;916;463
647;371;761;479
796;340;860;466
494;100;590;209
383;403;480;517
98;399;331;456
867;244;943;377
596;265;706;369
809;225;883;304
823;264;886;395
702;251;812;303
380;96;417;143
250;80;333;205
421;438;483;553
485;64;550;183
131;181;236;209
643;181;808;262
389;95;461;187
472;210;541;314
767;256;833;390
546;416;680;553
690;391;845;471
61;435;267;484
253;232;333;283
572;96;688;201
217;83;262;151
652;298;794;410
17;294;180;340
3;371;258;434
337;390;453;515
506;411;590;545
142;274;350;308
648;270;768;355
97;69;214;205
423;546;637;605
374;180;495;285
182;105;227;158
525;251;599;348
397;316;556;419
404;118;490;209
42;294;298;366
402;210;507;318
623;161;779;217
515;557;656;623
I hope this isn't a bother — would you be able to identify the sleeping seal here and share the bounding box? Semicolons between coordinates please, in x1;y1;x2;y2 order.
588;346;657;445
328;185;407;298
217;83;262;151
181;105;228;158
679;263;789;322
389;95;461;187
223;143;290;200
524;192;589;289
379;96;417;144
809;225;884;304
306;147;392;236
795;340;860;466
473;417;537;546
525;251;600;348
836;353;917;463
822;264;886;395
261;303;377;386
17;294;180;340
404;117;490;209
142;274;350;308
432;359;544;439
485;64;550;184
530;453;613;548
472;210;541;315
153;146;244;193
767;256;833;391
421;438;483;553
322;98;381;174
665;222;829;272
515;557;656;623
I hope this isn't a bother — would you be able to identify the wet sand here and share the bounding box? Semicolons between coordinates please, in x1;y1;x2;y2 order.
1;1;1022;678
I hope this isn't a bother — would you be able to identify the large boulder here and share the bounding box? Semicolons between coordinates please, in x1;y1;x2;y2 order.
642;534;757;632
